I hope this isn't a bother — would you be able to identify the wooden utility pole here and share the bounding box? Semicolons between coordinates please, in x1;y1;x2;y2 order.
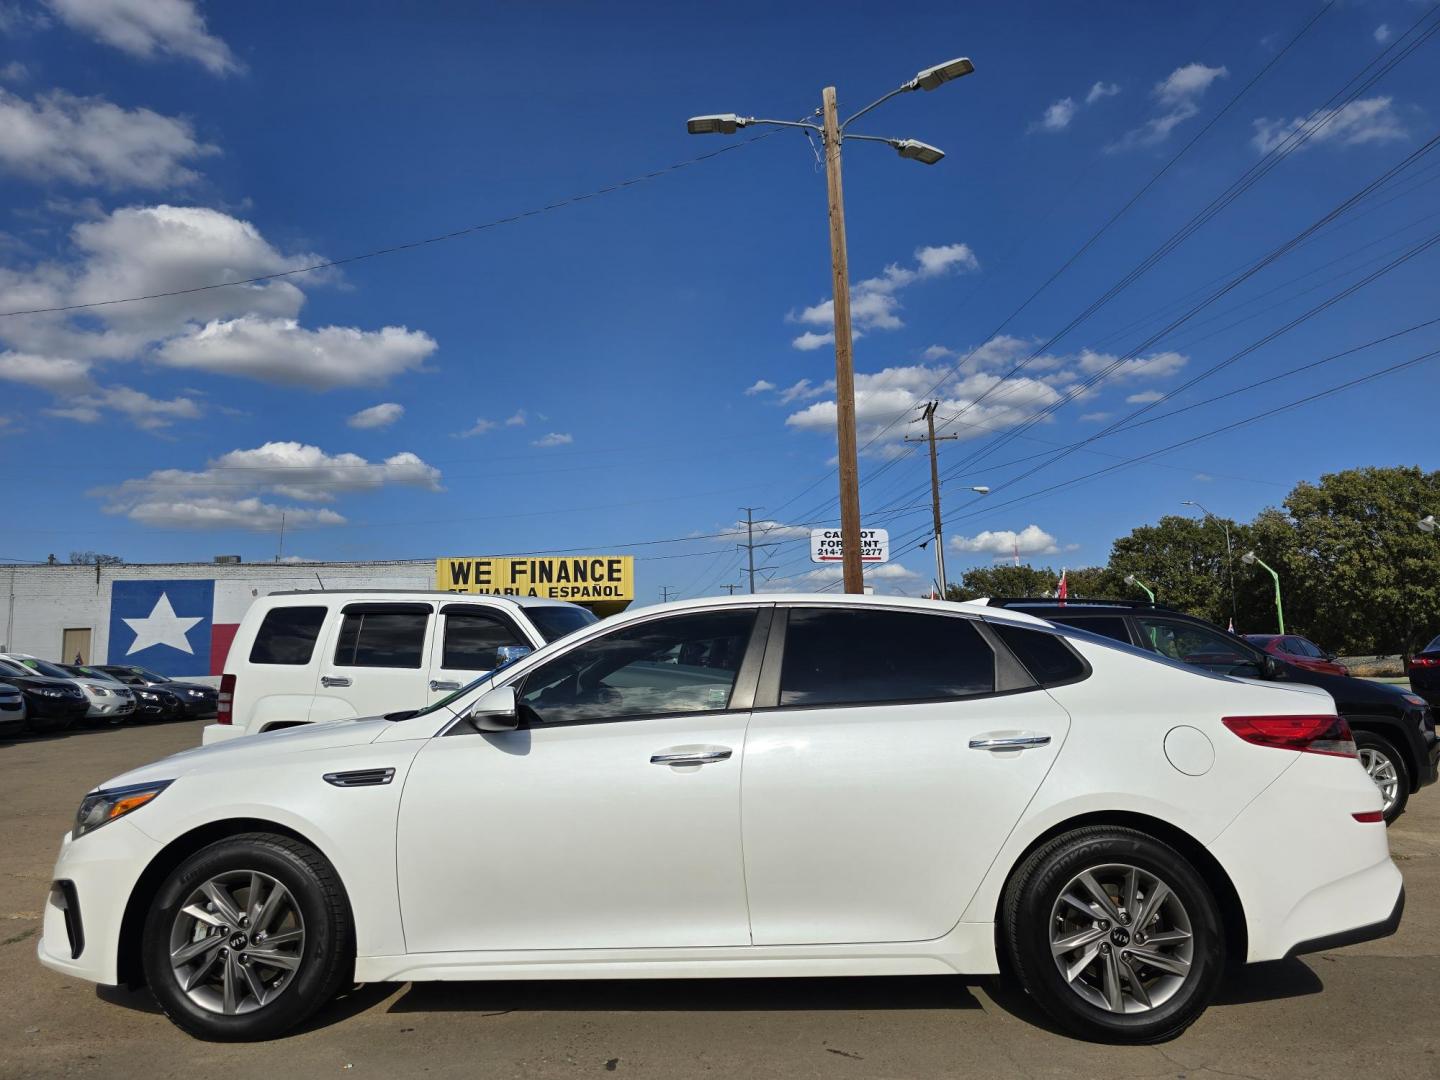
821;86;863;595
905;401;958;597
722;584;741;595
660;585;677;603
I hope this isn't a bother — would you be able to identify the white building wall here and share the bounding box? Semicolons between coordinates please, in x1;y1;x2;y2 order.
2;561;435;675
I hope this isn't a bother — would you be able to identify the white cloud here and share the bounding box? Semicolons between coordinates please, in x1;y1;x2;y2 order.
467;419;506;441
1079;410;1112;422
788;243;978;347
1251;96;1407;154
0;88;216;188
1110;62;1227;151
46;0;241;75
55;384;201;429
777;378;832;404
1033;97;1077;133
1075;348;1187;380
156;316;436;389
757;561;921;596
347;402;404;429
1374;24;1392;45
97;441;442;528
744;378;776;395
0;61;29;81
504;409;527;426
532;432;573;448
709;518;812;545
1125;389;1165;404
0;350;90;391
949;524;1065;557
1086;81;1120;105
921;344;954;361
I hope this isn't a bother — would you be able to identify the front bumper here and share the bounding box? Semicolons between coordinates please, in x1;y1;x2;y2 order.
85;700;136;720
37;820;162;986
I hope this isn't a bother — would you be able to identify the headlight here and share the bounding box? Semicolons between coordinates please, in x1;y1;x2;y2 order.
74;781;172;839
37;687;64;698
186;689;204;697
136;690;158;701
91;686;110;697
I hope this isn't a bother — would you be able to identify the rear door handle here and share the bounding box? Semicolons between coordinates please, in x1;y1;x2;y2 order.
429;680;461;692
650;748;732;766
321;675;352;688
969;733;1051;750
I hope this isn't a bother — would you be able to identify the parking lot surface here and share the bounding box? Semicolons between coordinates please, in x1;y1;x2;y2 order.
3;720;1437;1080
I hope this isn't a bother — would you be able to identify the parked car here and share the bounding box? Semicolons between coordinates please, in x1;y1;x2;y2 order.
1244;634;1350;676
1409;633;1440;707
128;684;187;723
989;599;1438;824
204;590;597;744
0;655;137;725
0;681;25;737
0;657;88;732
40;595;1399;1043
92;665;218;720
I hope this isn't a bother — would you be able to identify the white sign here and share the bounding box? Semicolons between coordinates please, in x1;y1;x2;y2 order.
810;528;889;564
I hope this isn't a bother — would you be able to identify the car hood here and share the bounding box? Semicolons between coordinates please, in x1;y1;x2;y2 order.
94;715;391;792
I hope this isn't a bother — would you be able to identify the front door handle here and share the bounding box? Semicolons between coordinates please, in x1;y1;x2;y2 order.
650;748;732;766
429;680;461;692
321;675;352;688
969;733;1051;750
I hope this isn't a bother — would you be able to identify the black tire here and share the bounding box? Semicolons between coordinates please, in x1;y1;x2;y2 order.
1002;827;1224;1043
1354;731;1408;825
141;833;353;1041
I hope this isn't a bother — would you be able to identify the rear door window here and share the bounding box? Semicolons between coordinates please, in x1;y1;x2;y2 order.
1046;614;1131;644
334;605;430;669
778;607;995;707
249;606;328;665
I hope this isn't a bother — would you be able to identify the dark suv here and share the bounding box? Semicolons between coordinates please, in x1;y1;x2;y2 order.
988;599;1438;825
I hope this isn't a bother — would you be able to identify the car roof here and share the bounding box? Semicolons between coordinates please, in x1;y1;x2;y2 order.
596;592;1056;628
259;589;583;609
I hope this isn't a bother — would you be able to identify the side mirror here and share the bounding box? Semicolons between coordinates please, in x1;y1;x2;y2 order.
494;644;533;668
1262;655;1282;679
465;684;519;733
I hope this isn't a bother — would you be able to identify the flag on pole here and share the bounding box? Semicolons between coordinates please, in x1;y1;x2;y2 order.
1057;569;1068;605
1228;617;1235;634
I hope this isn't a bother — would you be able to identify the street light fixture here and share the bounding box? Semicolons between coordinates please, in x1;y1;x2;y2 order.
687;56;974;593
970;485;990;495
1241;550;1285;634
1421;514;1437;534
1182;499;1237;628
1123;573;1156;604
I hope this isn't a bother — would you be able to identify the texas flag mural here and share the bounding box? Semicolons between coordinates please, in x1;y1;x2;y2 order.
107;579;251;676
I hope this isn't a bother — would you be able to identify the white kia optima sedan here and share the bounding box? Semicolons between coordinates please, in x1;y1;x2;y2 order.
38;596;1402;1043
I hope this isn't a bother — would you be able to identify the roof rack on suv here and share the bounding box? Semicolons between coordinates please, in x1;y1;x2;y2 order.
984;597;1176;612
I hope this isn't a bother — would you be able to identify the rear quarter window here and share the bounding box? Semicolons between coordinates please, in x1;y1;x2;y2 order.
249;606;328;665
989;623;1088;686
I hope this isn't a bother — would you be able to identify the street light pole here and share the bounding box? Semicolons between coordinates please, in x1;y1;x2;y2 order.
1124;573;1156;604
686;56;974;595
820;86;864;595
1241;551;1285;633
1183;500;1235;627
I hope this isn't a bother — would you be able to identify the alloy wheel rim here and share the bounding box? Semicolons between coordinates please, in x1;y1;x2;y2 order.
168;870;306;1015
1048;862;1195;1014
1358;748;1399;812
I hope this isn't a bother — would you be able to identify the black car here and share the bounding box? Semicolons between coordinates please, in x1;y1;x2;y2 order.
987;599;1439;825
126;684;187;722
1408;633;1440;707
92;665;218;719
0;657;89;733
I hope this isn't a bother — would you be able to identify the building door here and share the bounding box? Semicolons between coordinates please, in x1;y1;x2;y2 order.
62;628;91;664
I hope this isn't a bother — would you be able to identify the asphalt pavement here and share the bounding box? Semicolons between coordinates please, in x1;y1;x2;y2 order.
3;719;1437;1080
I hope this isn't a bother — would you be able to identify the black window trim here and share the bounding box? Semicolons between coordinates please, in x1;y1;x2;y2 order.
982;617;1094;690
749;602;1044;713
449;603;775;734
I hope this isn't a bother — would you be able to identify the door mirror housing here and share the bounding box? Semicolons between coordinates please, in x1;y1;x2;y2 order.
1261;655;1283;679
465;684;520;733
495;644;533;668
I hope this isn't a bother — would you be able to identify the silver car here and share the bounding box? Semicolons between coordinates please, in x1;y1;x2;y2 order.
0;654;135;724
0;681;24;737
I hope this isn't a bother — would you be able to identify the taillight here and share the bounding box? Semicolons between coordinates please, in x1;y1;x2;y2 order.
1411;657;1439;668
1221;714;1357;758
1352;811;1384;823
217;673;235;725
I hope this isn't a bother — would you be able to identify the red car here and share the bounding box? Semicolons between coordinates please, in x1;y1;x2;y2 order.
1244;633;1350;676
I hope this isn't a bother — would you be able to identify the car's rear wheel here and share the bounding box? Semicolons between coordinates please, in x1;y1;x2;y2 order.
1002;826;1224;1043
141;833;352;1040
1354;732;1408;825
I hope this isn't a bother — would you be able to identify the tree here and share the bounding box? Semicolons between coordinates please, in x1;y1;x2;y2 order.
946;564;1113;601
69;551;124;566
1106;514;1242;625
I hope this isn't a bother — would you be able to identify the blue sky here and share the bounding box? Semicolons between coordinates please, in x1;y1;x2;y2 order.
1;0;1437;599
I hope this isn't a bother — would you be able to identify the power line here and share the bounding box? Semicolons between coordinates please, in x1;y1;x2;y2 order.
0;132;781;320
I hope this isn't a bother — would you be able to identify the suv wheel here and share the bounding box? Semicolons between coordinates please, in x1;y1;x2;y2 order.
1002;827;1224;1043
1354;731;1408;825
142;833;353;1040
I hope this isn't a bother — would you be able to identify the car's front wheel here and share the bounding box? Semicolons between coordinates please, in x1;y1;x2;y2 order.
141;833;353;1040
1354;731;1408;825
1002;826;1224;1043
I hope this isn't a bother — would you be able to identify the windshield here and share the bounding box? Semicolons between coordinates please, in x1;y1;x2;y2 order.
527;606;599;643
16;657;73;679
128;667;168;682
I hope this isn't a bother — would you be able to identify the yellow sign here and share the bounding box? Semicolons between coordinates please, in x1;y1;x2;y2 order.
437;556;634;602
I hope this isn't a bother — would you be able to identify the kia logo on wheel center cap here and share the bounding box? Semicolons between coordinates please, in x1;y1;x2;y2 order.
229;933;248;950
1110;927;1131;947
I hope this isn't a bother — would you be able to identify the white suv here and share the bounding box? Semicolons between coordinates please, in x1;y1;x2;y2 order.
204;590;596;744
